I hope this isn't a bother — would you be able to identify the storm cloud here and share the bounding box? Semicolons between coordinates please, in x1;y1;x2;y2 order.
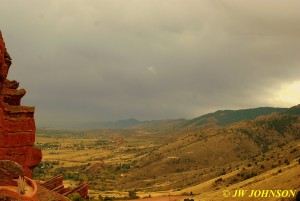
1;0;299;128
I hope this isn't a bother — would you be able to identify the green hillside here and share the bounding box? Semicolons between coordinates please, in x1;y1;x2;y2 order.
182;107;288;127
282;104;300;115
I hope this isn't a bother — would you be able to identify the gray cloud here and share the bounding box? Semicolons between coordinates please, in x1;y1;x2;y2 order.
1;0;300;128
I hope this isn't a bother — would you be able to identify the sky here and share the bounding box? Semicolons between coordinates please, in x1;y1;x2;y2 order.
0;0;300;128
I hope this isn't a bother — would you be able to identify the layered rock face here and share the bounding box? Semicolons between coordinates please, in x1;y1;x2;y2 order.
39;175;89;198
0;31;42;178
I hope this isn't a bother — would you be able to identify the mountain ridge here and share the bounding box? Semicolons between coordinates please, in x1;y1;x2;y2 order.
68;106;288;130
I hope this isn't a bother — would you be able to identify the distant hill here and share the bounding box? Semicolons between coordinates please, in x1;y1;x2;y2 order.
282;104;300;115
128;107;288;132
69;118;142;129
96;118;141;128
182;107;288;127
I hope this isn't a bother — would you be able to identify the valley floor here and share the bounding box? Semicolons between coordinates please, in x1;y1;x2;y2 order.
34;128;300;201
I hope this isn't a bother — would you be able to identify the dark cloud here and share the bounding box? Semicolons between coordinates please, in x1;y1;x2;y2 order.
1;0;299;128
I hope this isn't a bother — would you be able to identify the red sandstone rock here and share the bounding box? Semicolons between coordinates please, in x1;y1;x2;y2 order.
0;31;42;178
0;160;70;201
36;183;71;201
41;175;89;199
0;160;24;186
0;160;39;201
40;175;66;191
64;182;90;198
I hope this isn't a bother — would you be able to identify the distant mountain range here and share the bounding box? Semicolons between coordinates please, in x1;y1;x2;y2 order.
71;106;293;130
93;118;141;128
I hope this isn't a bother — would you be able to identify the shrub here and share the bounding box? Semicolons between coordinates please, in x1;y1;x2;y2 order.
244;172;257;180
284;159;289;165
128;190;139;199
104;197;113;201
98;195;104;201
184;199;194;201
68;193;84;201
290;148;297;154
215;178;223;183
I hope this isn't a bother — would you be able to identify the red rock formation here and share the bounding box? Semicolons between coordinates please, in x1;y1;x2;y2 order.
36;183;71;201
85;162;102;173
0;160;39;201
0;160;24;186
0;31;42;178
64;182;90;198
41;175;89;199
0;159;71;201
40;175;70;194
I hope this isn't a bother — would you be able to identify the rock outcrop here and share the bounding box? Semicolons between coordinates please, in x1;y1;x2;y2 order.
0;160;39;201
0;31;42;178
40;175;89;198
40;175;68;193
64;182;89;198
0;160;24;186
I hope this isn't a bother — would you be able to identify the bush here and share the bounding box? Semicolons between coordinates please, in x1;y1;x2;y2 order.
219;169;226;176
68;193;84;201
290;148;298;154
184;199;194;201
284;159;289;165
128;190;139;199
104;197;113;201
244;172;257;180
215;178;223;183
98;195;104;201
